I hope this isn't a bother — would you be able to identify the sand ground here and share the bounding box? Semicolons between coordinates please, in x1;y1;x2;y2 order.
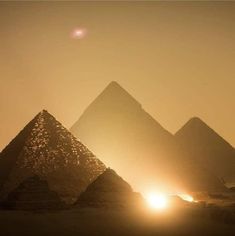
0;205;235;236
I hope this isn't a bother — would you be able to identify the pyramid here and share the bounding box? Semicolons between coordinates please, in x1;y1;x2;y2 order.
175;117;235;184
0;110;106;204
3;175;65;210
77;168;143;207
71;82;226;193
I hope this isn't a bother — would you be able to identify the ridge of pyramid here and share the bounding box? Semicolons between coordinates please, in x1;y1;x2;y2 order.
0;110;106;204
84;168;132;193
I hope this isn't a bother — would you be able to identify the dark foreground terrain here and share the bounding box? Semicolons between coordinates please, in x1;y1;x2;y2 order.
1;204;235;236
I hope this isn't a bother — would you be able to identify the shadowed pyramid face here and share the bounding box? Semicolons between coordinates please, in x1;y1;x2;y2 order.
0;110;106;204
175;117;235;184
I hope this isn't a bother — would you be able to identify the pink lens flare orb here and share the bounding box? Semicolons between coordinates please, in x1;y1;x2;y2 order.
71;28;87;39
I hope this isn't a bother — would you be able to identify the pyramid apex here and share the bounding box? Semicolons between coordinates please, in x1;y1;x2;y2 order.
188;116;203;122
176;117;209;135
39;109;49;115
105;81;123;91
109;81;120;86
37;109;55;119
187;117;205;125
184;117;214;131
97;81;140;106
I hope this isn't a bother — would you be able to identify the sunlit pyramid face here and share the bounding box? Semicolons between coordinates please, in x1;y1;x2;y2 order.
71;28;87;39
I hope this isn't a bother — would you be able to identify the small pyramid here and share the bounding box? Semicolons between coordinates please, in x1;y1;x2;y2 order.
2;175;65;210
0;110;106;204
77;168;143;207
175;117;235;184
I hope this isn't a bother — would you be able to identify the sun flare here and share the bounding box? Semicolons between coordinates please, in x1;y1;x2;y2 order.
178;194;194;202
146;193;168;210
71;28;87;39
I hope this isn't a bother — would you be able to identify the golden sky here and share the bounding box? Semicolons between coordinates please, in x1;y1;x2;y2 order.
0;1;234;150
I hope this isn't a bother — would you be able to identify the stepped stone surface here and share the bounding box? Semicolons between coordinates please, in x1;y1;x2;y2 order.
0;110;106;204
3;176;65;210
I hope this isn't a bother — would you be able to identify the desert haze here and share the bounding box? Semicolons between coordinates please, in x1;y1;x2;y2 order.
0;1;235;236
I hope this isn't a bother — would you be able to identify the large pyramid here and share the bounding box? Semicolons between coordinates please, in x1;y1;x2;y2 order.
71;82;226;193
77;168;143;207
0;110;106;204
175;117;235;185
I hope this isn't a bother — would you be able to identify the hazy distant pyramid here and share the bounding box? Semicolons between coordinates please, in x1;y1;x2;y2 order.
0;110;106;204
77;168;143;207
3;175;65;210
175;117;235;185
71;82;226;193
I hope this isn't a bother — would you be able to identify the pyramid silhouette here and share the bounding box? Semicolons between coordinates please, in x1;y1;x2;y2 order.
3;175;65;210
77;168;143;207
0;110;106;204
71;81;226;193
175;117;235;184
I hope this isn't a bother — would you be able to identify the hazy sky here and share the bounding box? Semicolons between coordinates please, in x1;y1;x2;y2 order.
0;1;234;150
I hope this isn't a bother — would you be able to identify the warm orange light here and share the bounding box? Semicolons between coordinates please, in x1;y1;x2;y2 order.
71;28;87;39
178;193;194;202
146;193;168;210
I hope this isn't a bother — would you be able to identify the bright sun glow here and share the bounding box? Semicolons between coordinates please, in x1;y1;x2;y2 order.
146;193;168;210
178;194;194;202
71;28;87;39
